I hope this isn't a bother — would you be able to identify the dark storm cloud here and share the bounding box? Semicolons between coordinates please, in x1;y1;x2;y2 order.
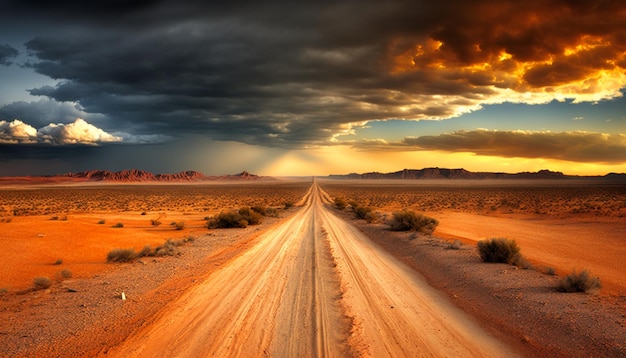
3;0;626;148
402;130;626;163
0;44;18;66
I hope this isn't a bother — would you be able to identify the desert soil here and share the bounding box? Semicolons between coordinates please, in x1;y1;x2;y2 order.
1;179;625;357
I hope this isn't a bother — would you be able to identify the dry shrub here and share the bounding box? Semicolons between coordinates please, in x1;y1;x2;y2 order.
239;207;263;225
106;248;137;262
389;210;438;234
477;238;520;264
334;197;347;210
33;276;52;290
174;221;186;230
557;270;601;293
208;211;249;228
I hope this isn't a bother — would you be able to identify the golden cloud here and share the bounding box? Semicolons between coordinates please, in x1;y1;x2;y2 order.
402;130;626;163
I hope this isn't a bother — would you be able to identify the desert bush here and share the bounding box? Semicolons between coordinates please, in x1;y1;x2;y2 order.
251;205;267;216
97;219;106;224
334;197;347;210
353;206;376;223
557;270;601;293
33;276;52;290
113;222;124;228
107;248;137;262
139;245;154;257
58;269;72;279
239;207;263;225
284;201;294;209
0;287;7;294
446;239;463;250
174;221;186;230
265;207;279;217
477;238;520;264
388;210;438;234
544;267;557;276
208;211;249;229
53;259;63;265
151;218;162;227
155;239;178;256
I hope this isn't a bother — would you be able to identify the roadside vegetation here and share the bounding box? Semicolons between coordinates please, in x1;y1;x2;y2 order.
388;210;438;234
557;270;601;293
207;205;277;229
106;237;196;263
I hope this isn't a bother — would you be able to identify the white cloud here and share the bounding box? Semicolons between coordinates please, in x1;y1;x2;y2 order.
0;119;38;144
0;118;170;145
37;118;122;145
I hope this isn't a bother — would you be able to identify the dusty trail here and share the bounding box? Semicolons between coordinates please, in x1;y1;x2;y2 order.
109;181;517;357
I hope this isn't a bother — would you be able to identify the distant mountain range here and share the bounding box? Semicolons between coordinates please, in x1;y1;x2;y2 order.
0;170;270;184
327;168;626;181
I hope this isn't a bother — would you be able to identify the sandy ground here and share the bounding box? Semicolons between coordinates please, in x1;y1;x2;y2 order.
431;211;626;296
1;180;625;356
110;181;514;357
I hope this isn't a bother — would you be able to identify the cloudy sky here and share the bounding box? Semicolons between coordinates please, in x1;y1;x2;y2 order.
1;0;625;176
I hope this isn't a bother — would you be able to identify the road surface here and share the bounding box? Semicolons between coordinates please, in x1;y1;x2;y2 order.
109;181;517;357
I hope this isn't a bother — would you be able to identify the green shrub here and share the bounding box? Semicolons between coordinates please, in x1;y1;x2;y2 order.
557;270;601;293
106;248;137;262
389;210;438;234
33;276;52;290
334;197;347;210
477;238;520;264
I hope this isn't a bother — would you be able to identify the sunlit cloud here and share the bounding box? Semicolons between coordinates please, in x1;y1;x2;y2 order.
0;118;168;146
401;130;626;163
0;119;38;144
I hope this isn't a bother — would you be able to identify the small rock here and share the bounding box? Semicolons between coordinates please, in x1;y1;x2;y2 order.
67;288;78;293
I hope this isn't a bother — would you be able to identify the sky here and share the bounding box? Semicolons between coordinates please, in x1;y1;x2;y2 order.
0;0;625;176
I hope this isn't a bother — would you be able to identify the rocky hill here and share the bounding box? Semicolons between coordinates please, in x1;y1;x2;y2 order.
0;169;268;184
328;168;624;180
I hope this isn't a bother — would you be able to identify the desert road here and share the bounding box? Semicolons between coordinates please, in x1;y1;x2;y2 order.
108;181;517;357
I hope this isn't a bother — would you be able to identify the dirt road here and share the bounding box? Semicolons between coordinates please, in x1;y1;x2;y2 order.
109;181;517;357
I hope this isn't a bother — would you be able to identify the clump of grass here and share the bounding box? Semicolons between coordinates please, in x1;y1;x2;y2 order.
33;276;52;290
557;270;601;293
388;210;438;234
208;211;249;228
284;201;294;209
354;205;376;223
106;248;137;262
53;258;63;265
446;239;463;250
174;221;186;230
477;238;524;265
544;267;557;276
334;197;347;210
113;222;124;228
97;219;106;225
0;287;8;294
150;218;162;227
55;269;72;281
